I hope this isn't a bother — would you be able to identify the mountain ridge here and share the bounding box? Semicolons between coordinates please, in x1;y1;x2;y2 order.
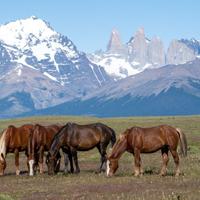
0;17;200;118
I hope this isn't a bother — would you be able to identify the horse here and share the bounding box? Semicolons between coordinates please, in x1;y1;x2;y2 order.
106;125;187;177
28;124;64;176
0;124;34;176
46;122;116;175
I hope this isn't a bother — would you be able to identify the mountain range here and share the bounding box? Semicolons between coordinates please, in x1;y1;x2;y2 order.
0;16;200;118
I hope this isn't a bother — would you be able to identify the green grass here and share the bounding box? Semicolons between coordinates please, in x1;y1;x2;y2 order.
0;115;200;200
0;194;14;200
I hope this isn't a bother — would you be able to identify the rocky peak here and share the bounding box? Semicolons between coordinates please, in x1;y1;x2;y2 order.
106;29;124;53
147;36;165;67
128;27;148;65
179;38;200;55
0;16;58;49
166;40;196;65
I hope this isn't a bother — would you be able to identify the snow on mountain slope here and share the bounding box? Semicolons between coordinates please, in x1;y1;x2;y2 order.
0;16;113;117
89;54;139;80
0;16;112;90
0;16;57;48
88;53;149;79
0;16;78;69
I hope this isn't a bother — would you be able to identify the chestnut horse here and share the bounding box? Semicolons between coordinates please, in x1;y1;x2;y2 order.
46;122;116;175
28;124;64;176
106;125;187;177
0;124;34;175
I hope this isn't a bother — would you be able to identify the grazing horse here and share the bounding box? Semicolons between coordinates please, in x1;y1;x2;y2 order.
0;124;34;175
28;124;64;176
46;122;116;175
106;125;187;177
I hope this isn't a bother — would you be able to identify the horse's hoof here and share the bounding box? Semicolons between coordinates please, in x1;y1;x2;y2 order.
139;173;143;177
159;173;166;177
134;174;140;177
16;170;20;176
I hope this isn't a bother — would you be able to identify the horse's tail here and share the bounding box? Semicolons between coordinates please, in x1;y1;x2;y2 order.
0;128;9;159
28;124;40;160
176;128;187;157
28;127;33;160
110;128;116;148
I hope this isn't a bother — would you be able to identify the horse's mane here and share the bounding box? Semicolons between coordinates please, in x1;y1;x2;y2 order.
49;122;75;156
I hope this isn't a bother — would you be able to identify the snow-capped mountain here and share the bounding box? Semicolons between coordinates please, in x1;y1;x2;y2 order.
0;16;111;87
89;28;200;80
1;16;200;118
0;16;113;117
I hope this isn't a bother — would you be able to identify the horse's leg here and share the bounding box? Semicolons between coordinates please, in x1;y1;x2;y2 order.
134;148;141;176
160;147;169;176
63;152;69;174
68;152;74;173
72;150;80;174
97;142;108;173
33;152;39;174
38;146;44;174
62;148;74;173
14;149;20;175
25;151;30;174
139;155;144;175
170;149;180;176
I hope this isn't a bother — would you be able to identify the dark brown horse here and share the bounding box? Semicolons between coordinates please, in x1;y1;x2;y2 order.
46;122;116;175
106;125;187;177
28;124;64;176
0;124;34;175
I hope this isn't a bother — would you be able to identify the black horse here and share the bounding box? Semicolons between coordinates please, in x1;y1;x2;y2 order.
46;122;116;175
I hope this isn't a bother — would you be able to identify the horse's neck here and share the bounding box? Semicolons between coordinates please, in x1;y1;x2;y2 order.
50;136;63;157
111;139;127;160
0;130;7;159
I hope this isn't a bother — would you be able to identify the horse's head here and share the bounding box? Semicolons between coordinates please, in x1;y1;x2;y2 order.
0;153;6;176
46;152;61;175
106;132;129;177
106;157;118;177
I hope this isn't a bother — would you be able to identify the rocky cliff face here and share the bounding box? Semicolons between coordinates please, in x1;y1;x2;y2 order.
166;40;196;65
147;37;165;67
127;28;148;65
107;29;126;54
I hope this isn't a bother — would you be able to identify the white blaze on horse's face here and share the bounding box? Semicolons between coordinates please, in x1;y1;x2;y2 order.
106;160;110;177
29;159;34;176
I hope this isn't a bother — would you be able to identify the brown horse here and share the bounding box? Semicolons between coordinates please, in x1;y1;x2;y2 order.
28;124;64;176
0;124;34;175
106;125;187;177
46;122;116;175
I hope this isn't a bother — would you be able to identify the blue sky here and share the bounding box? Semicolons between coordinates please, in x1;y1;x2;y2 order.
0;0;199;52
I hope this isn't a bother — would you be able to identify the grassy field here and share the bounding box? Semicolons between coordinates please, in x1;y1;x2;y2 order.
0;115;200;200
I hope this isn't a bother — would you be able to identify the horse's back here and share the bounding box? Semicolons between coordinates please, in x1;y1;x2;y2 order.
32;124;62;150
64;123;108;150
127;125;179;153
6;124;34;151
